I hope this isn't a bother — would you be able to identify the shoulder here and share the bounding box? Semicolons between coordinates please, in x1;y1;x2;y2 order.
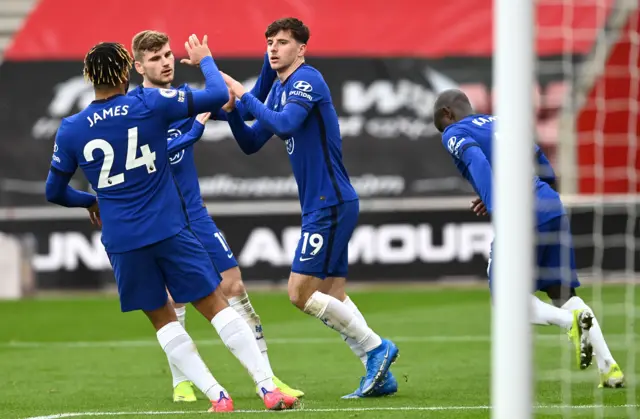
286;65;329;104
55;117;77;148
292;64;323;78
136;87;186;110
57;117;72;134
59;113;86;133
127;85;144;97
130;86;179;99
289;65;327;90
441;125;476;159
441;124;467;146
126;86;153;109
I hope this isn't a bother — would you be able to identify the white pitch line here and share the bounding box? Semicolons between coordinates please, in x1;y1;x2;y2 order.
1;335;489;349
2;334;636;350
22;404;640;419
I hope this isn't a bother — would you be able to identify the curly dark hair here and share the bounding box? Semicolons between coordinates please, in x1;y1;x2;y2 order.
83;42;133;88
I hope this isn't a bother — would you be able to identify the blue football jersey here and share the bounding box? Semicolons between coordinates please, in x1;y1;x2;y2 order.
129;84;207;222
262;65;358;214
441;114;564;225
128;56;276;222
51;89;195;253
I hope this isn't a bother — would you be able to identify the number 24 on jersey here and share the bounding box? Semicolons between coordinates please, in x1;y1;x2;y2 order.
83;127;157;189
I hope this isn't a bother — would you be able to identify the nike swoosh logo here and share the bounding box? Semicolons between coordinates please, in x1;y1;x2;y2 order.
299;257;314;262
375;346;391;381
226;253;234;258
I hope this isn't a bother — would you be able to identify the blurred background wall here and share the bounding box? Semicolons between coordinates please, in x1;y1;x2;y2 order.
0;0;638;295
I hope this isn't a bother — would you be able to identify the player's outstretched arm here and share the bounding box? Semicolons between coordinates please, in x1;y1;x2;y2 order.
151;35;228;121
239;94;308;136
189;56;229;114
215;54;277;121
45;169;96;208
149;59;228;122
227;109;273;155
167;112;211;155
222;72;310;136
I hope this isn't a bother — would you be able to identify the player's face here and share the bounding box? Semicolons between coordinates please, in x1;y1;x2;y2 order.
267;30;306;71
135;43;175;87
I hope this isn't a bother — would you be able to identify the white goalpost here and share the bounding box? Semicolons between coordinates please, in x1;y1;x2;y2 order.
492;0;534;418
493;0;640;417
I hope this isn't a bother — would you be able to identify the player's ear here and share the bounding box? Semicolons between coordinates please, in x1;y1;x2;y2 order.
134;60;145;76
298;43;307;57
443;107;454;121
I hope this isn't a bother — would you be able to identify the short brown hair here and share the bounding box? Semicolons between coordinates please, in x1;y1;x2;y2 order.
131;30;169;61
265;18;310;44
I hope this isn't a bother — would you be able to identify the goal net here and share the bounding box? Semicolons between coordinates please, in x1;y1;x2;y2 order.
533;0;638;417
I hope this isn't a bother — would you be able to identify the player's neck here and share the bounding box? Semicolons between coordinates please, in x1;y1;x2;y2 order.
458;111;473;121
94;87;124;101
143;79;170;89
277;58;305;82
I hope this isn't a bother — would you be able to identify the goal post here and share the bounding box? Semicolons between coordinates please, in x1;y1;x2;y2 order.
493;0;640;416
491;0;535;418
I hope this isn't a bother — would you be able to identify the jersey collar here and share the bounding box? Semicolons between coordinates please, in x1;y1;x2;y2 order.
278;63;307;86
443;114;482;134
91;94;124;104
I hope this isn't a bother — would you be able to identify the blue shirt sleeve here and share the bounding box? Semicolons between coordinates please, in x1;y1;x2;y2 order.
283;67;324;110
535;144;557;188
45;170;96;208
216;53;277;121
239;67;322;137
240;95;308;137
442;131;494;213
46;121;97;207
145;56;228;121
167;119;205;155
227;109;273;155
50;120;78;175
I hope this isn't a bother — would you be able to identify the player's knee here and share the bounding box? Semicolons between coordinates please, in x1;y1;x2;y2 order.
288;272;322;310
192;288;229;322
544;284;576;307
288;282;314;310
144;302;179;331
288;286;307;310
220;267;245;298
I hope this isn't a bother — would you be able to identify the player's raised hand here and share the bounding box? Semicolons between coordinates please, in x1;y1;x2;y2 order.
220;71;246;99
222;87;236;112
180;34;211;66
470;197;488;216
87;200;102;227
195;112;211;125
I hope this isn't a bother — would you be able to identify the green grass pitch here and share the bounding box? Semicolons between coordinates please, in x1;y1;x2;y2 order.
1;284;638;418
